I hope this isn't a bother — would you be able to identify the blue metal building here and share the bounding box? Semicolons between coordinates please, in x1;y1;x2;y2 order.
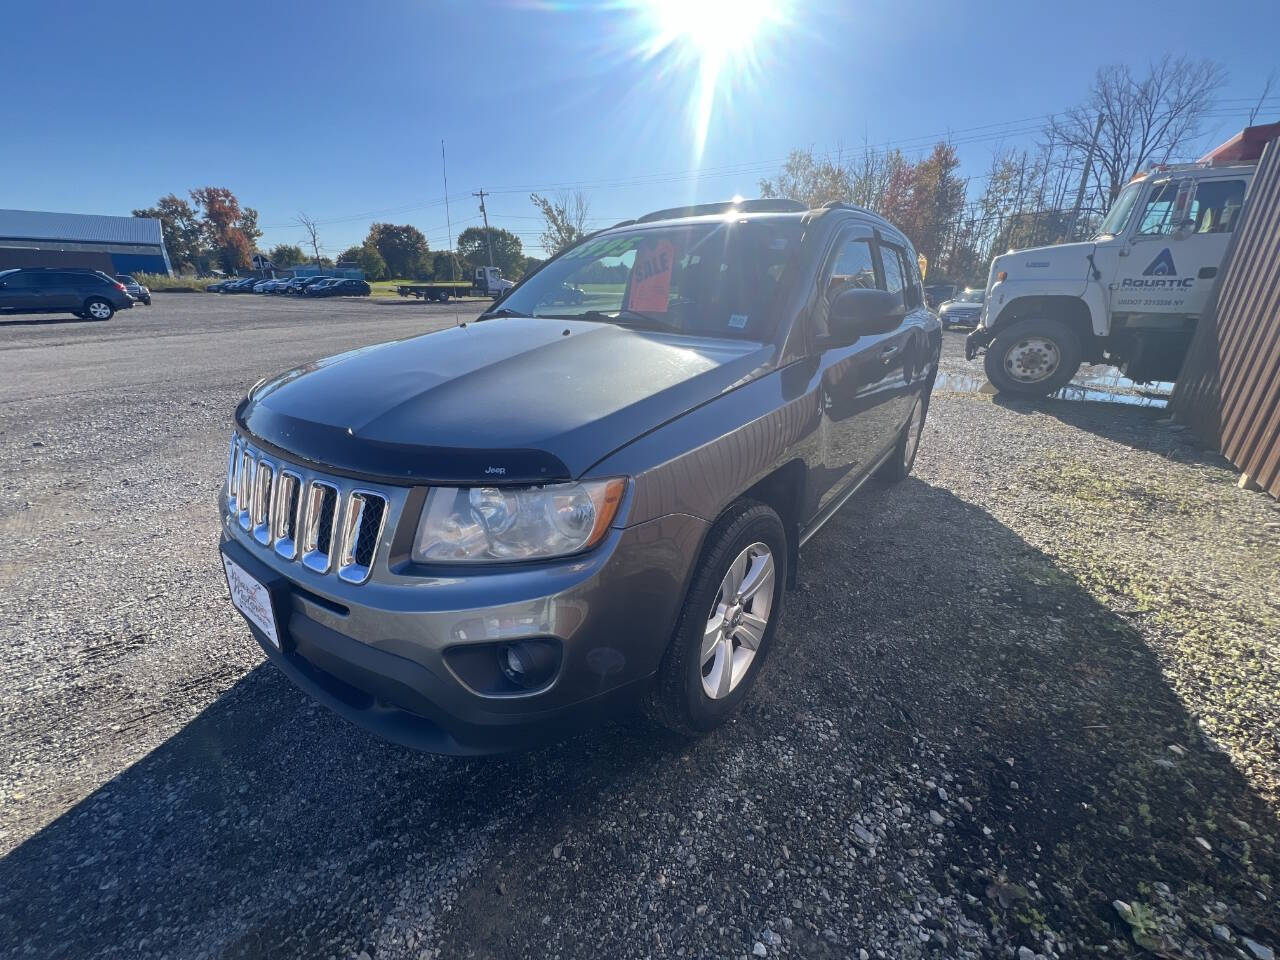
0;209;172;275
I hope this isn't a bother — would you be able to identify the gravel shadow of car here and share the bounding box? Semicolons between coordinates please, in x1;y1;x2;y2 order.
1;479;1275;959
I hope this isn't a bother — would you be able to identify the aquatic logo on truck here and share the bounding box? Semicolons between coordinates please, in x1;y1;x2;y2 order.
1114;246;1195;312
1119;248;1194;292
1142;248;1178;277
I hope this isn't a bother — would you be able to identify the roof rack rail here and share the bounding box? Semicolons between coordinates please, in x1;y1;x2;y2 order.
635;198;807;223
812;200;878;218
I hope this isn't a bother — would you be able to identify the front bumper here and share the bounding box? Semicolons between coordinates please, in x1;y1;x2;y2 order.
964;325;996;361
220;506;706;754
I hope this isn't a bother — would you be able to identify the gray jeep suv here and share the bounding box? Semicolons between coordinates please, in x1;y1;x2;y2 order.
220;199;941;754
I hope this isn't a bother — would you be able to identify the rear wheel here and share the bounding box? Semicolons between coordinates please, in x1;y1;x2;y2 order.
647;501;787;736
878;396;926;483
983;317;1082;397
84;298;114;321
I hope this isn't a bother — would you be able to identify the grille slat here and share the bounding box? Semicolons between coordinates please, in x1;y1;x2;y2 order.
337;491;388;584
252;461;274;545
302;481;340;573
226;435;390;584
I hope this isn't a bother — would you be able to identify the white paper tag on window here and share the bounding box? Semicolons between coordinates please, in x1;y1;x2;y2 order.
729;313;749;329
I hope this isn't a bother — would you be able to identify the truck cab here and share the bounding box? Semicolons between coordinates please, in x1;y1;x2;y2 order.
474;265;515;297
966;123;1276;396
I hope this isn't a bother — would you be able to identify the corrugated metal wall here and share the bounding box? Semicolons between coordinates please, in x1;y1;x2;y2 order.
1171;139;1280;498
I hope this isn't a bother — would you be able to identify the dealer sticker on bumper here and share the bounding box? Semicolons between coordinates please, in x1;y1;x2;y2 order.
223;555;280;649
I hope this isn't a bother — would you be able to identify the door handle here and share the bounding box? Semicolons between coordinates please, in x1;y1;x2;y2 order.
879;344;901;361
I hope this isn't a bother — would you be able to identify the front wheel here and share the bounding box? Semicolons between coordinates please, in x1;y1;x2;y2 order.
983;318;1082;397
84;298;114;321
647;501;787;736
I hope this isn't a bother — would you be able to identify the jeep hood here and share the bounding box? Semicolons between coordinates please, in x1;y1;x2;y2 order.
237;316;774;484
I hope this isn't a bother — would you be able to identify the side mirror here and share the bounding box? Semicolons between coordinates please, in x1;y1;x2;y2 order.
828;287;905;344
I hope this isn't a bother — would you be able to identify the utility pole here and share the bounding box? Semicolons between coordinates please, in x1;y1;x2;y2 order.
473;189;495;268
1067;113;1104;241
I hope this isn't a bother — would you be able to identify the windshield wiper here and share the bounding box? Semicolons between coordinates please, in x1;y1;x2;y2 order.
547;310;679;332
480;307;526;320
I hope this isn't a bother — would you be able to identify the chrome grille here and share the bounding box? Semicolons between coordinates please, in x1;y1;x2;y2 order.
224;434;392;584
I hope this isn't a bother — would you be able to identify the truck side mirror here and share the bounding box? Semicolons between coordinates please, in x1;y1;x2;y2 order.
828;288;905;344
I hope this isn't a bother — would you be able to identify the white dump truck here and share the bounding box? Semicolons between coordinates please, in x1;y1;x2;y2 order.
966;122;1279;395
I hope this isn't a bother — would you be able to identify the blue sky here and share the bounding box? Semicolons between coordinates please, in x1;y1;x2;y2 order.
3;0;1277;259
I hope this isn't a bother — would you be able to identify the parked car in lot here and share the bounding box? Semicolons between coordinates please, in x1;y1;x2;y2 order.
304;278;371;297
937;288;983;329
0;267;134;320
115;274;151;305
252;278;280;294
284;276;329;295
924;283;958;309
220;198;940;754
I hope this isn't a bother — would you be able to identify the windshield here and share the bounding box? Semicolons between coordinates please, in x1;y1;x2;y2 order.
955;289;984;303
1096;182;1142;237
495;220;803;339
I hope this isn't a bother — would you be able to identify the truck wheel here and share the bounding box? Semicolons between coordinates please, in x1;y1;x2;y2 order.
983;318;1081;397
437;289;450;302
647;501;787;736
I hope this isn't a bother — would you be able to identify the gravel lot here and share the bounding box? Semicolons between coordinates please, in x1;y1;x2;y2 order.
2;295;1277;960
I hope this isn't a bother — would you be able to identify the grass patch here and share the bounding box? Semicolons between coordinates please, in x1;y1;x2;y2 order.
130;272;223;292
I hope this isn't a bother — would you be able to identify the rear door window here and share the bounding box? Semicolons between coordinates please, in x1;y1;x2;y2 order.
879;243;908;309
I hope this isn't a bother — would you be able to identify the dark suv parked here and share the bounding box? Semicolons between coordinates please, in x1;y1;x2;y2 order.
0;268;134;320
220;198;941;754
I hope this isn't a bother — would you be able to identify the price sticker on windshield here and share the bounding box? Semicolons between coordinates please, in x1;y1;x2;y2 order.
627;239;677;313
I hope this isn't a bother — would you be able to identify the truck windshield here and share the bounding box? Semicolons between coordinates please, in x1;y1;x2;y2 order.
495;220;803;340
1095;183;1142;238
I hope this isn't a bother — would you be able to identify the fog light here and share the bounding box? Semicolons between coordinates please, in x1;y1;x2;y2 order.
498;640;559;690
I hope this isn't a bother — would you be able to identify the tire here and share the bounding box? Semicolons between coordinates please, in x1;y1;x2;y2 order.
437;289;450;302
647;501;788;736
878;396;927;483
983;317;1082;397
84;298;114;321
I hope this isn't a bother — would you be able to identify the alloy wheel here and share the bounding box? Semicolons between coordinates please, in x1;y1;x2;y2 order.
700;542;775;700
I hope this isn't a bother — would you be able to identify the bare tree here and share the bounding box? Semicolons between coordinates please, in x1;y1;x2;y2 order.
1048;56;1226;207
1249;69;1277;125
295;212;322;268
530;190;592;255
759;147;853;206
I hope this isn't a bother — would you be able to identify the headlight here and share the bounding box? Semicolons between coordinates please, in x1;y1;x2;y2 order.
412;478;627;563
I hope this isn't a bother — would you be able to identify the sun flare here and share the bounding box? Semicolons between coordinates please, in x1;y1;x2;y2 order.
639;0;789;160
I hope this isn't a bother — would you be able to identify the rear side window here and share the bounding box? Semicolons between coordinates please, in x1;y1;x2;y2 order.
880;243;907;308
